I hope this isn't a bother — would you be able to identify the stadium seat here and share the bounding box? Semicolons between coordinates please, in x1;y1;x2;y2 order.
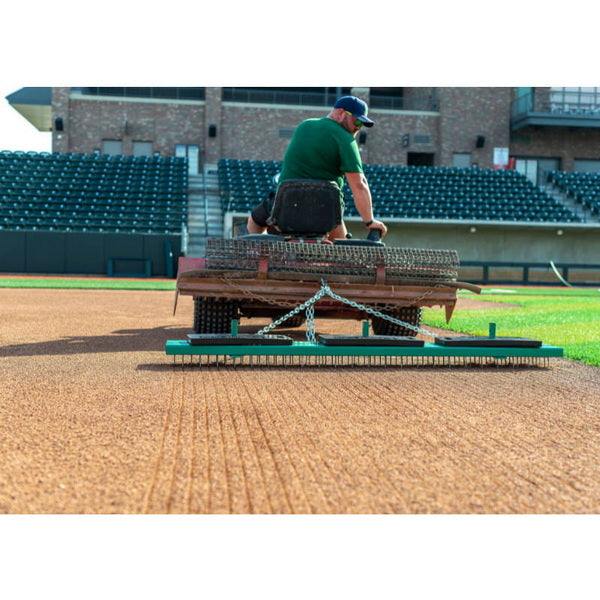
0;150;188;234
215;160;584;224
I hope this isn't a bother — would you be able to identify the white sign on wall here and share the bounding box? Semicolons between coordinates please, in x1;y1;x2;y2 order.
493;147;509;167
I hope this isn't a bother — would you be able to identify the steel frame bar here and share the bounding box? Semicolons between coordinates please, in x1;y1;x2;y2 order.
176;277;460;309
165;340;563;359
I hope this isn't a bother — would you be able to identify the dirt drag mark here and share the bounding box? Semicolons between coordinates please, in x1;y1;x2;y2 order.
139;362;599;514
1;288;598;513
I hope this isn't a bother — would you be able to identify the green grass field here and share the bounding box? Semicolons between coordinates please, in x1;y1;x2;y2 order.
423;287;600;367
0;276;176;291
1;277;599;367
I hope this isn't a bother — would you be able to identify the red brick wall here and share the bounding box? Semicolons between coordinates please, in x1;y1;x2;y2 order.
51;88;70;153
437;87;512;168
51;87;599;171
53;87;207;156
510;127;600;171
219;104;318;161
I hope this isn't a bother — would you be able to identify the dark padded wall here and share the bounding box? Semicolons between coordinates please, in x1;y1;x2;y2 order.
0;231;27;272
143;235;171;276
0;231;181;276
65;233;105;273
26;231;66;273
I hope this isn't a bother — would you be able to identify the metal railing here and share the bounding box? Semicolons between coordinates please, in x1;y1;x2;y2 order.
201;151;209;237
222;88;339;106
73;87;206;101
180;222;189;256
461;260;600;286
369;94;439;111
222;88;440;112
511;91;600;119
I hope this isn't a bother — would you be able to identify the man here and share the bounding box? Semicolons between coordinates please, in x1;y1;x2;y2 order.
247;95;387;241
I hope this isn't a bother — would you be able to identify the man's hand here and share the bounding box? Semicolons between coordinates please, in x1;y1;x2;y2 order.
366;218;387;237
345;172;387;237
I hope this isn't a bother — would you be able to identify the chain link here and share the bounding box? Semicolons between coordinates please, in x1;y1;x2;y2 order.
256;279;437;340
257;285;327;336
221;275;442;313
305;304;316;343
320;281;436;338
220;276;300;308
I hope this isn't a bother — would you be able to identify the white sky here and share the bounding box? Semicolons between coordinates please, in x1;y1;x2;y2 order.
0;1;595;155
0;86;52;152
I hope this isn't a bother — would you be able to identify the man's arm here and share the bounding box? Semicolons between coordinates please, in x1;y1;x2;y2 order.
345;172;387;236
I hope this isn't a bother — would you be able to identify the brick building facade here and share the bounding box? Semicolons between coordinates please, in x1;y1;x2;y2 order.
49;87;600;182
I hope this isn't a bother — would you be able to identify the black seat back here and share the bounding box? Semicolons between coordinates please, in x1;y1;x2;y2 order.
267;179;341;236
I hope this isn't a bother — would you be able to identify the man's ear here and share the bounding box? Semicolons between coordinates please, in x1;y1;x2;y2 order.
331;108;345;123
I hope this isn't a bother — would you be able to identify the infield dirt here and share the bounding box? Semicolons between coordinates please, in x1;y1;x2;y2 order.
1;287;598;514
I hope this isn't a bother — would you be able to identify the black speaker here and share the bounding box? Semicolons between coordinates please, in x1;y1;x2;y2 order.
402;134;410;148
54;117;64;132
208;124;217;138
358;131;367;145
476;135;485;148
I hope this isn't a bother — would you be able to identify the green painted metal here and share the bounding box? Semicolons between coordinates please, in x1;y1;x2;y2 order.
165;339;563;359
362;321;370;337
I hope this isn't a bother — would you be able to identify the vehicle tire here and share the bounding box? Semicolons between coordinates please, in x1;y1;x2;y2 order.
371;306;422;337
193;297;240;334
271;314;306;329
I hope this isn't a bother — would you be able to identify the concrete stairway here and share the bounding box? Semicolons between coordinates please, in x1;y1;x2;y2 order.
541;182;597;223
185;165;224;256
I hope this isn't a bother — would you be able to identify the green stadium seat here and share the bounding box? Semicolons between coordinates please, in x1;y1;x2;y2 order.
0;150;188;234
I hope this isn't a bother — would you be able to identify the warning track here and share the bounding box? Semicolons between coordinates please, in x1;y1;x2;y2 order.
0;288;598;514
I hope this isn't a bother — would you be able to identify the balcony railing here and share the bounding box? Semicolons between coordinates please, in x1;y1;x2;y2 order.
222;88;439;112
73;87;206;101
222;88;340;106
511;91;600;129
369;94;439;112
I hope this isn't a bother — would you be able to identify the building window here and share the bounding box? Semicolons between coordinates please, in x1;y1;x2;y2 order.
515;158;538;184
369;87;404;110
74;87;205;101
222;87;351;106
101;140;123;155
370;88;438;111
132;141;153;156
452;153;471;168
549;87;600;112
573;159;600;173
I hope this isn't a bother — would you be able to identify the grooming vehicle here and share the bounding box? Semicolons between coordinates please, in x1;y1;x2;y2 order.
168;180;562;367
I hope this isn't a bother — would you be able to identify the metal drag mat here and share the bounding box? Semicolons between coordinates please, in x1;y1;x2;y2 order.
205;238;459;283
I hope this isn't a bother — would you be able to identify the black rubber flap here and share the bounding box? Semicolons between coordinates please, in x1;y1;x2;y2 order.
434;336;542;348
188;334;294;346
318;334;425;347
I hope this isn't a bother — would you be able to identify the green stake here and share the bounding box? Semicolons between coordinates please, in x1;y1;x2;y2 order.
362;321;370;337
489;322;496;339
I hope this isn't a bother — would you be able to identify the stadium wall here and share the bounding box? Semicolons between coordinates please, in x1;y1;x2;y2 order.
348;222;599;263
0;231;181;276
225;213;600;266
344;220;600;284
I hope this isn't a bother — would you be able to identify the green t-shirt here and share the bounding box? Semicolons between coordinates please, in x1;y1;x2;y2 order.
278;117;364;194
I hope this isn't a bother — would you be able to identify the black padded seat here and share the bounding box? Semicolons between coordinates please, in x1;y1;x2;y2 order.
267;179;341;236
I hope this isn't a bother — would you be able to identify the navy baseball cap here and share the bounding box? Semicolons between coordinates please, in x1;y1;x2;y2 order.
334;95;374;127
